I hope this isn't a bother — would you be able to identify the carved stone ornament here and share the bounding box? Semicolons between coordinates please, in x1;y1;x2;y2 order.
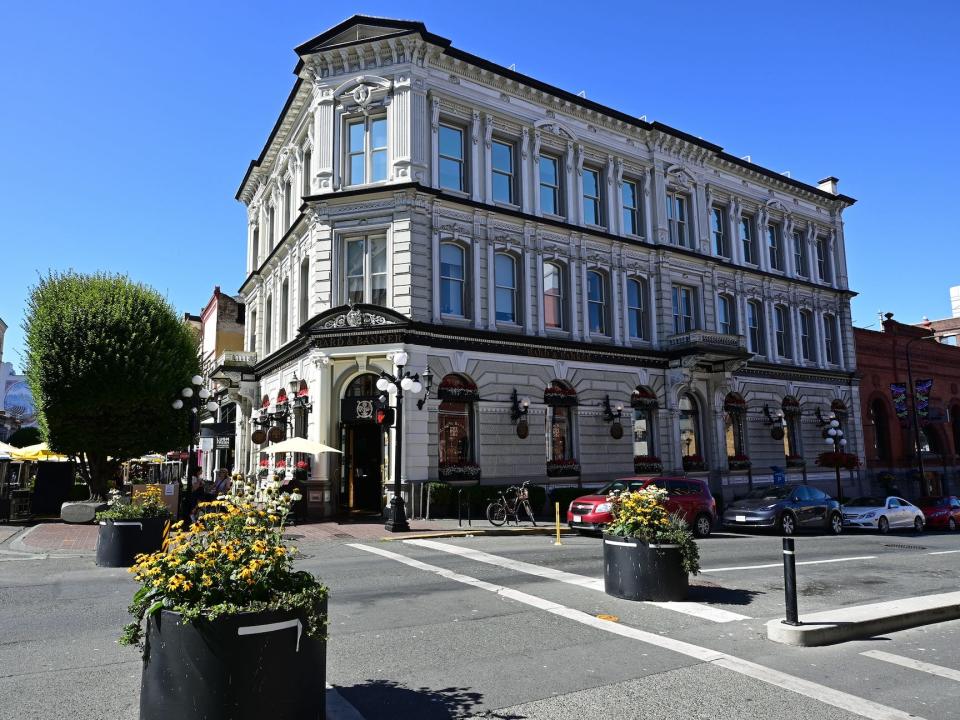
356;400;374;420
335;75;392;115
321;304;399;330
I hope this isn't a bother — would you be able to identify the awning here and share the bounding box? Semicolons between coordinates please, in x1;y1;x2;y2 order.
264;437;341;455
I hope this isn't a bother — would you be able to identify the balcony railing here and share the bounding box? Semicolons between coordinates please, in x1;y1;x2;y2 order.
215;350;258;368
667;330;746;351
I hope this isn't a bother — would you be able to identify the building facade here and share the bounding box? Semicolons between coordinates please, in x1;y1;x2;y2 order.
0;316;38;442
233;16;862;517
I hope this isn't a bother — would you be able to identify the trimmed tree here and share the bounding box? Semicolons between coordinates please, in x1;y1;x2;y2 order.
24;272;198;500
6;426;42;448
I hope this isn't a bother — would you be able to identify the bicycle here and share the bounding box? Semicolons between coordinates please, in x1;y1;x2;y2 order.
486;481;537;526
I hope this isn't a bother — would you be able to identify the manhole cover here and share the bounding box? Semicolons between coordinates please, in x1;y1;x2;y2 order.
884;543;927;550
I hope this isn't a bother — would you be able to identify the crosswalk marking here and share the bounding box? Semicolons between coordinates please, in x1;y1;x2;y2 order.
405;538;751;622
702;555;876;573
861;650;960;682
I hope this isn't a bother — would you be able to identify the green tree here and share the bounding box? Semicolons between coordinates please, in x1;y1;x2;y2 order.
24;272;198;499
6;426;42;448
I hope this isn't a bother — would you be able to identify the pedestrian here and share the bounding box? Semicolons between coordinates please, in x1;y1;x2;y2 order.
211;468;232;497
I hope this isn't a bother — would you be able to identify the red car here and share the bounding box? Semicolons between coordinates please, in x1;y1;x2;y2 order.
567;476;717;537
917;496;960;531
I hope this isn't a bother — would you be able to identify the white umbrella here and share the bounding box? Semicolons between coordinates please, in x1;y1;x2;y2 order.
0;440;18;456
265;437;341;455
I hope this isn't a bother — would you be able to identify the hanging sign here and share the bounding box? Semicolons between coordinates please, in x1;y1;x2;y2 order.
889;383;908;420
914;379;933;419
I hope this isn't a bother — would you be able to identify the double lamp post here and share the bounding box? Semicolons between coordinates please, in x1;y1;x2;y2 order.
172;374;219;519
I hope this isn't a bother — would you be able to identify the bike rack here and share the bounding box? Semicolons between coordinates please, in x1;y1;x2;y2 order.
457;488;472;527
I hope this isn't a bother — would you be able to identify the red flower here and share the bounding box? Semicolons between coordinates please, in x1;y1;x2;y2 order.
296;460;309;470
276;459;287;468
259;459;269;467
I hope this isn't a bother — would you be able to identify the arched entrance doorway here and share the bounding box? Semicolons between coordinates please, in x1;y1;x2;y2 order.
340;373;384;513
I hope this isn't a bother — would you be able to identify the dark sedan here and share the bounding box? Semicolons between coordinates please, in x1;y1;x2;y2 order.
722;484;843;535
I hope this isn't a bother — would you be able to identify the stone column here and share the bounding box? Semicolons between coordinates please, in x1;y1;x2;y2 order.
312;86;335;193
520;128;532;214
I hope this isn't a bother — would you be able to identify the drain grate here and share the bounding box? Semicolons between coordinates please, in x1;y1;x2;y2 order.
884;543;927;550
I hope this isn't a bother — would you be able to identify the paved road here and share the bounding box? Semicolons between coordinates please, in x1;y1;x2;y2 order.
0;526;957;719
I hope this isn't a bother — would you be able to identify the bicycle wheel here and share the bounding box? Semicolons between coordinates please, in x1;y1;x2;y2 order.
486;501;507;526
522;500;537;526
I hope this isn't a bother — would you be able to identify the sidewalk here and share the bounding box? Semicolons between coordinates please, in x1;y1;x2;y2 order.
2;517;566;554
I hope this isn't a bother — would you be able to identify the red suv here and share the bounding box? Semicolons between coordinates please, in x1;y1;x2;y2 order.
567;476;717;537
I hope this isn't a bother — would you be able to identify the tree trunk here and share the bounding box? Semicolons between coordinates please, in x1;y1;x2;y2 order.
84;452;111;501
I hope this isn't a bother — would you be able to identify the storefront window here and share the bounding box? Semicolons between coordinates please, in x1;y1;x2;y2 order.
723;393;746;458
782;396;801;459
550;406;573;461
679;394;702;461
437;375;477;465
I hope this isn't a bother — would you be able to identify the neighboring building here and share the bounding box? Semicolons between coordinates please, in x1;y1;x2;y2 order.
233;16;862;518
914;285;960;346
856;314;959;497
0;316;38;442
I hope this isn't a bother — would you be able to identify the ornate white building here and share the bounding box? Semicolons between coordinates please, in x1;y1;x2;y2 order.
233;16;862;518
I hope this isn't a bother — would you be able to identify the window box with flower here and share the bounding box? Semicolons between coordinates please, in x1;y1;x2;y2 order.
438;461;482;486
125;486;327;720
546;459;581;477
727;454;751;471
682;454;707;472
543;385;578;407
633;455;663;474
95;485;172;568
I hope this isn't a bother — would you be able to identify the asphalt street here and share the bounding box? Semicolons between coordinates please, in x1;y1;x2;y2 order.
0;526;958;719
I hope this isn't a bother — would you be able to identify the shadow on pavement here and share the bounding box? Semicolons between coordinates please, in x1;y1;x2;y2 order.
688;584;765;606
337;679;526;719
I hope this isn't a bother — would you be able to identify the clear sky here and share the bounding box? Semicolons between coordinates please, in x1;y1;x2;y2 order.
1;1;957;370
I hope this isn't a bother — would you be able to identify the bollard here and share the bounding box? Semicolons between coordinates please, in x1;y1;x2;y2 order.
781;537;800;626
457;489;463;527
554;502;563;546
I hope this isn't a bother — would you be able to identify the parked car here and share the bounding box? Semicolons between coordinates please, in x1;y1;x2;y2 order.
917;496;960;531
566;476;717;537
843;496;925;533
722;484;842;536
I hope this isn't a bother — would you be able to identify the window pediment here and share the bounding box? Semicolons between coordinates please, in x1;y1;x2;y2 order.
334;75;393;114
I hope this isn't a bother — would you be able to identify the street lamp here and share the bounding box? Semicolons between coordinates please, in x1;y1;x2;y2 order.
378;351;424;532
823;415;847;502
171;375;218;518
903;333;936;494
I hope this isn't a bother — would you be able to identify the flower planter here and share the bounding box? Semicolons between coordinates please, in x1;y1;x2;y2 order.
140;600;327;720
602;534;688;601
95;517;168;568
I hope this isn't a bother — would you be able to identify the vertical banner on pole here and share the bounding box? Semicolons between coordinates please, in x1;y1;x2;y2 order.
889;383;908;420
914;379;933;419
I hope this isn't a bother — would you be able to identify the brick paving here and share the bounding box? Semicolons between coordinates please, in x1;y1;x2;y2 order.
11;523;99;552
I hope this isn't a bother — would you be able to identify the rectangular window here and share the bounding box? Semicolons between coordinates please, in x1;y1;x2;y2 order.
622;180;639;235
672;286;695;334
543;263;565;330
302;149;311;196
816;236;831;283
582;168;602;226
747;300;764;353
252;226;259;267
344;236;387;306
440;243;467;317
768;222;783;271
627;279;647;340
549;406;572;461
774;306;791;358
587;271;607;335
249;310;257;353
539;154;561;215
283;179;292;229
439;124;465;192
491;140;515;204
711;206;728;257
793;230;807;278
666;192;689;248
347;116;388;186
740;215;756;264
717;295;735;335
824;314;838;364
268;206;276;248
799;310;813;361
494;253;518;323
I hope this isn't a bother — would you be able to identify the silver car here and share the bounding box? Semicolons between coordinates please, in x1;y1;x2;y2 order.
842;496;925;533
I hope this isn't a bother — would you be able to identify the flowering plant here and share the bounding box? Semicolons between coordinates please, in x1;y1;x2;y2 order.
816;451;861;470
546;459;581;477
439;461;482;480
259;458;269;468
604;486;700;573
727;454;751;471
122;484;325;647
682;454;706;472
543;385;578;406
276;459;287;468
96;485;171;521
633;455;663;473
296;460;309;470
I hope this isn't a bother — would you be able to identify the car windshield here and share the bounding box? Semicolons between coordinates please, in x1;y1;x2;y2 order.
742;486;792;500
920;497;948;507
846;496;884;507
599;480;650;495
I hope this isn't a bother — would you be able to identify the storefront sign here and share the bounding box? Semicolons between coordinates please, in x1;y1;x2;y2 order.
341;398;378;423
215;435;233;449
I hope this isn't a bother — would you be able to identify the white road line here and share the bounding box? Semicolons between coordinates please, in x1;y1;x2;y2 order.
405;538;750;623
928;549;960;555
702;555;877;573
861;650;960;683
349;543;922;720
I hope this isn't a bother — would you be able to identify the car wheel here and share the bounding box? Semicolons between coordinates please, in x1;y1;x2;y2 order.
949;517;958;532
779;513;796;536
913;516;924;533
693;514;713;538
828;512;843;535
877;516;889;534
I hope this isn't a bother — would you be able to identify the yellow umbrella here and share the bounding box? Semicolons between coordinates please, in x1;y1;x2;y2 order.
265;437;341;455
0;440;18;455
10;442;70;462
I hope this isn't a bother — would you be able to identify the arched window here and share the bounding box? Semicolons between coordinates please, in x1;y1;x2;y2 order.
299;258;310;323
587;270;607;335
345;373;379;397
280;279;289;345
919;426;942;455
782;396;802;459
630;386;659;459
626;278;648;340
544;381;577;462
543;262;565;330
264;295;273;354
723;393;747;460
679;394;704;468
438;374;478;466
440;242;467;317
494;253;518;323
869;399;890;462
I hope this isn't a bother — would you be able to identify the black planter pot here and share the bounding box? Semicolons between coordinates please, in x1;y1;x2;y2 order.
95;516;169;567
140;601;327;720
602;534;688;601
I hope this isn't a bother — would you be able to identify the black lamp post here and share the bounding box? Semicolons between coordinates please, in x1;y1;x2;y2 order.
376;351;424;532
172;375;218;519
903;334;936;493
823;414;847;502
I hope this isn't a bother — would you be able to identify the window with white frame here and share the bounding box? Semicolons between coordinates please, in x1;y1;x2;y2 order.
768;222;784;271
440;242;467;317
622;180;640;236
711;206;729;257
283;179;292;230
439;123;466;192
582;167;603;226
717;294;735;335
672;285;696;334
824;313;839;364
626;278;648;340
346;116;388;186
251;226;259;268
791;230;805;277
264;296;273;354
799;310;814;361
344;235;387;306
746;300;764;353
494;253;518;323
539;154;562;215
587;270;608;335
543;261;565;330
268;206;276;249
666;191;690;248
249;309;257;353
280;279;289;345
774;305;791;358
491;139;515;204
740;214;756;264
816;236;831;283
302;149;311;197
299;258;310;322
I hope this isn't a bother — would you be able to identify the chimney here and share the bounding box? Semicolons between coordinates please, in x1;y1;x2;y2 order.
817;176;839;195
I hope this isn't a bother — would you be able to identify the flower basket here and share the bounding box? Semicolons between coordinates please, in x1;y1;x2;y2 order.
816;451;861;470
682;454;707;472
786;455;806;469
630;388;659;410
543;386;578;407
546;459;581;477
633;455;663;474
438;462;482;486
727;455;751;471
436;385;480;403
293;460;310;482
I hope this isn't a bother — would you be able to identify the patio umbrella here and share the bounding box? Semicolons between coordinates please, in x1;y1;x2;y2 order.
0;440;18;456
265;437;341;455
10;442;70;462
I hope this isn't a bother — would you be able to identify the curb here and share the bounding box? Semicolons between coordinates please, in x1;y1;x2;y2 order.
380;526;578;542
767;590;960;646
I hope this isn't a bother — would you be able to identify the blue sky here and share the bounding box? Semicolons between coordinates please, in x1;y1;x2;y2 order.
1;1;957;370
